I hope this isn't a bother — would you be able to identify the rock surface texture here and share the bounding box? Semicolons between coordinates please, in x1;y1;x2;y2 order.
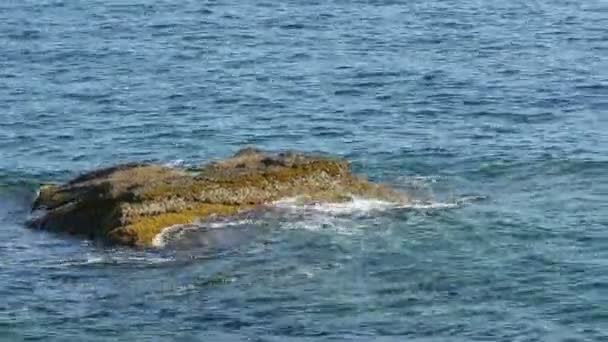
29;148;406;246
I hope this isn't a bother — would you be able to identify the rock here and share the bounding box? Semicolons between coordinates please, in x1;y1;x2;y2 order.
28;149;407;247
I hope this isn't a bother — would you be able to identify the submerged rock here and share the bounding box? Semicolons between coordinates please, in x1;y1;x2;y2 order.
29;149;406;247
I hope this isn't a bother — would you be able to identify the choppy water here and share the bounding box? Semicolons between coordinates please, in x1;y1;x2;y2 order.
1;0;608;340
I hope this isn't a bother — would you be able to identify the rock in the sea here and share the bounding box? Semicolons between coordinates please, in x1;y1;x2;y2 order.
29;149;406;247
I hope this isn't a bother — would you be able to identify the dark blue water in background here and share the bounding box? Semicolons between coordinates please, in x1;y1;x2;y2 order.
1;0;607;340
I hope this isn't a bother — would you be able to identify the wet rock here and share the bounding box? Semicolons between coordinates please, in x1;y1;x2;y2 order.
28;148;407;247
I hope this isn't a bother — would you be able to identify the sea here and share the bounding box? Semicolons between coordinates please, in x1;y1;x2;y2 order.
1;0;607;340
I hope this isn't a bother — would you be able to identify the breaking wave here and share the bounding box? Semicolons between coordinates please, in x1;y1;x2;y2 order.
153;195;482;248
272;196;477;214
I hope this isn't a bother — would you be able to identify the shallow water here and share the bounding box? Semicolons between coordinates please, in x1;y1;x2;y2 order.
1;0;608;340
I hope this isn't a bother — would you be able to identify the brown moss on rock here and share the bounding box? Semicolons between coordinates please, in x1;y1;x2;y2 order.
29;148;408;247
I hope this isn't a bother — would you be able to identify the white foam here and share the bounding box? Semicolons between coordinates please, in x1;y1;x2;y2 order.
397;175;444;183
81;256;106;265
273;196;399;214
152;223;192;248
59;254;173;266
163;159;185;167
206;219;257;229
152;195;478;247
404;201;459;209
272;196;466;213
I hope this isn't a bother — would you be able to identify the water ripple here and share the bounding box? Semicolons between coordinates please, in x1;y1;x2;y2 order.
1;0;607;340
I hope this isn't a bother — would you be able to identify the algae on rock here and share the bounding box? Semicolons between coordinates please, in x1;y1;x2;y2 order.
29;148;407;246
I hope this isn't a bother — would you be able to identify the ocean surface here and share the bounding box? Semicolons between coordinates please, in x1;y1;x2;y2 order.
1;0;607;340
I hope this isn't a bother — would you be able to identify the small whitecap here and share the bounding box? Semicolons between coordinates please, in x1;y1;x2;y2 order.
163;159;185;168
152;223;191;247
273;196;398;214
152;219;258;248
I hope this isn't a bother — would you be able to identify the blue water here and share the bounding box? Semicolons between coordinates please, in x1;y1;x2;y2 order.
1;0;608;340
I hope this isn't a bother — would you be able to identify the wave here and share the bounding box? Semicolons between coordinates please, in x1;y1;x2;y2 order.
273;195;481;213
163;159;186;168
270;196;478;234
153;194;480;248
152;219;259;248
273;197;401;214
55;252;175;267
